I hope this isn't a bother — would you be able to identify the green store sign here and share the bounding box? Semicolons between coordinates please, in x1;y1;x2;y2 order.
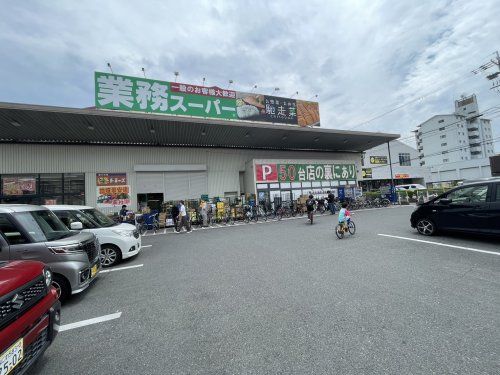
95;72;237;120
94;72;321;126
255;163;357;182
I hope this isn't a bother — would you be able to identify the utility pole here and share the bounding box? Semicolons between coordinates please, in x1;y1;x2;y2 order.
387;141;395;202
491;51;500;93
472;51;500;94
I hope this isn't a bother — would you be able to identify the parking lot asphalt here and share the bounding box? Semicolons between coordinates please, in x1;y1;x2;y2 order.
30;206;500;375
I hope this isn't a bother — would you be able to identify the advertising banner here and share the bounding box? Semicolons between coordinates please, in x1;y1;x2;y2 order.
2;177;37;196
255;163;356;183
96;173;130;207
95;72;320;127
369;156;388;165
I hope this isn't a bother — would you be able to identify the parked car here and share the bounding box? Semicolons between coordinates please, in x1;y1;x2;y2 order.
0;260;60;375
395;184;426;191
410;178;500;236
44;205;141;267
0;205;100;301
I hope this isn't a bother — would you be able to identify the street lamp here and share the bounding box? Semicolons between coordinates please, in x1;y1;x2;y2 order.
174;71;179;82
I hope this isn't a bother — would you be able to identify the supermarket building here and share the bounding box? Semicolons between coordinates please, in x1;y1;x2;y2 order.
0;73;398;213
0;102;399;212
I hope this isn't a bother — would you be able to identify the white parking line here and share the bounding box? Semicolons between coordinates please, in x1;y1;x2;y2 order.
378;234;500;256
59;312;122;332
141;245;152;248
100;264;144;273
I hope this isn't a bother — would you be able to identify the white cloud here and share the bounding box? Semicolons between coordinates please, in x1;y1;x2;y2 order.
0;0;498;149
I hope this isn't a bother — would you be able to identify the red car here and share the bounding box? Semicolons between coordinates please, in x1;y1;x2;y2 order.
0;260;60;375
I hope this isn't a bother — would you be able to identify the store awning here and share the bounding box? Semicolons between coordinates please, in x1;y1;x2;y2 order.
0;102;399;152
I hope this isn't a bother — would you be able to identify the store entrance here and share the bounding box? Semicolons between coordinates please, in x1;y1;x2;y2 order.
137;193;164;212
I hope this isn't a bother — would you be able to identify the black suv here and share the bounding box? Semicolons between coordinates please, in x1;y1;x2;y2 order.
410;178;500;236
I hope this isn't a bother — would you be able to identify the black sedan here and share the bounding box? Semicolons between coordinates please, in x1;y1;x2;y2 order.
410;178;500;236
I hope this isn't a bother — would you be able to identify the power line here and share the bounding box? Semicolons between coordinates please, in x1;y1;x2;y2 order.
391;105;499;144
344;73;481;131
367;135;500;171
343;52;500;132
398;107;500;143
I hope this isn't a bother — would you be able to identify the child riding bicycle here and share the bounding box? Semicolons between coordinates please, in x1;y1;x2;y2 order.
337;202;351;232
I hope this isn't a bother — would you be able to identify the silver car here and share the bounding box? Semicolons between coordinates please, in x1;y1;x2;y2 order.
0;205;101;301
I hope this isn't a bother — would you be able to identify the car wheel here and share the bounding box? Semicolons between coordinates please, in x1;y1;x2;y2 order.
416;218;436;236
52;274;71;302
100;245;122;267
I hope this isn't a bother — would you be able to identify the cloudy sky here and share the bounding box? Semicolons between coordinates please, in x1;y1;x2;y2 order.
1;0;499;147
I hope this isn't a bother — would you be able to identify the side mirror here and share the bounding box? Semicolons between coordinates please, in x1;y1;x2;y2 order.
439;198;452;205
70;221;83;230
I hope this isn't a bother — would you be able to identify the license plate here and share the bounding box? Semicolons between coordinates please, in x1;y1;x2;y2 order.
91;264;99;278
0;338;23;375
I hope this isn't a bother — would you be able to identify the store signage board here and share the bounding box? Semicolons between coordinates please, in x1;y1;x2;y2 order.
255;163;356;183
96;173;127;186
369;156;387;164
95;72;320;127
362;168;372;179
96;173;130;207
395;173;410;179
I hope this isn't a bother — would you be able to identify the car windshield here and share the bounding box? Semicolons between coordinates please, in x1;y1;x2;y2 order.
14;210;72;242
53;210;99;229
73;210;100;228
82;208;116;228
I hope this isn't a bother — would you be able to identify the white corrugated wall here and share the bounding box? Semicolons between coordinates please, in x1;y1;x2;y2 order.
0;144;360;212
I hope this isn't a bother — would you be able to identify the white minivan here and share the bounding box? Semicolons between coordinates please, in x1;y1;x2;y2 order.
44;205;141;267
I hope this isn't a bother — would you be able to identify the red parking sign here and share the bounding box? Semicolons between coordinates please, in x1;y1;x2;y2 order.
255;164;278;182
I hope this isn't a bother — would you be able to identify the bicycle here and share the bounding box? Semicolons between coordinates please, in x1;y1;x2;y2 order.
335;220;356;239
283;202;293;218
256;205;268;221
222;207;235;225
137;212;160;234
315;199;327;214
135;215;147;235
147;212;160;233
243;205;257;223
192;208;204;229
274;204;285;220
294;202;305;217
207;206;215;226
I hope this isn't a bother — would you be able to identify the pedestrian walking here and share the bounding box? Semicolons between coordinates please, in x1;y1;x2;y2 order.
200;200;208;227
327;191;336;214
171;203;180;231
176;200;192;233
306;194;315;224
